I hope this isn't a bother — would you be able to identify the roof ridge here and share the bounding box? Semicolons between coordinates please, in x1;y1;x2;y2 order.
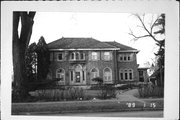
48;37;118;49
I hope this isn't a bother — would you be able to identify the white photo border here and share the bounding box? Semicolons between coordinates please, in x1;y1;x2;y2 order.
1;1;179;120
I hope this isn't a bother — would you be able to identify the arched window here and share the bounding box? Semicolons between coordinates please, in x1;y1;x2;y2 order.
119;69;124;80
103;67;112;82
129;69;133;79
56;68;65;82
124;69;128;80
76;52;80;60
70;52;75;60
91;68;99;79
119;69;133;81
80;53;85;60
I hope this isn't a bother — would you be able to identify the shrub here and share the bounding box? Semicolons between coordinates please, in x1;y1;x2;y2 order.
98;84;116;99
138;84;164;98
91;77;116;99
33;87;87;101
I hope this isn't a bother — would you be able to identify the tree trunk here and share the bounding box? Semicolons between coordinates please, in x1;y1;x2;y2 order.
12;12;35;99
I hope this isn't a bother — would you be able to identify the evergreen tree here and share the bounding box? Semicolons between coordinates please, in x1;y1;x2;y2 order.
154;14;165;87
36;36;50;81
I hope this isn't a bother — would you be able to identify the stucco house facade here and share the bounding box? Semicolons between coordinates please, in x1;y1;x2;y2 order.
47;37;140;86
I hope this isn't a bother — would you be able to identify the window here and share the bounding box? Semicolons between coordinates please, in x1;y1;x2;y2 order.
104;52;111;61
74;64;82;83
128;56;130;60
103;67;112;82
92;52;98;60
70;52;85;60
139;71;143;76
125;70;128;80
57;53;63;61
82;71;85;81
129;70;132;79
70;71;73;81
124;56;127;61
70;52;75;60
76;52;80;60
91;68;99;79
119;54;133;62
56;68;65;82
119;69;133;80
80;53;85;60
120;56;123;61
120;73;123;79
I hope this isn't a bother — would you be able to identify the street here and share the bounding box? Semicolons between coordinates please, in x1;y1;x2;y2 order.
44;111;163;117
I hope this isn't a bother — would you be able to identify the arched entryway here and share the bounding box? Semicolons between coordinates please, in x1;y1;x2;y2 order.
69;64;86;85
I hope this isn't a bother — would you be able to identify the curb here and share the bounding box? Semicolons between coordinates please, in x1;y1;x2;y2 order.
13;108;164;115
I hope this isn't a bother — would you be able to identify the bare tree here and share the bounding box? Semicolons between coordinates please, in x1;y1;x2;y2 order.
129;14;164;43
129;13;165;87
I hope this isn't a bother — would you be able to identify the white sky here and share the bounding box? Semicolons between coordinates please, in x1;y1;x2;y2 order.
30;12;159;67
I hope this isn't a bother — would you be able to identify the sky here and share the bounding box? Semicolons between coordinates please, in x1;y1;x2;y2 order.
30;12;160;67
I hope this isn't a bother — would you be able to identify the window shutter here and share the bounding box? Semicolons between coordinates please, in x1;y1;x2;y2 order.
64;51;68;60
110;52;112;60
101;52;104;60
89;51;92;61
97;52;100;60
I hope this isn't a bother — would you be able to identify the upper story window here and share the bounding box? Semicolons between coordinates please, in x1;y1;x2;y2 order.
91;52;98;60
80;53;85;60
124;56;127;61
119;55;123;61
76;52;80;60
103;52;111;61
118;53;133;62
70;52;75;60
57;53;63;61
70;52;85;60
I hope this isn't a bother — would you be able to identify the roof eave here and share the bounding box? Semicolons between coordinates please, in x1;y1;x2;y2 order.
49;48;120;51
118;50;139;53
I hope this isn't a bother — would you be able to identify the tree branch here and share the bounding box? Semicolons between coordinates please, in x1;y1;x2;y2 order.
132;14;161;43
150;15;161;34
129;33;151;40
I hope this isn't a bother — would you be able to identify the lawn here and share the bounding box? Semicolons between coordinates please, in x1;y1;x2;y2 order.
12;98;163;115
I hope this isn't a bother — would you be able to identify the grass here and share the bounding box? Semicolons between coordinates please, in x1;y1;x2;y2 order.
12;99;164;115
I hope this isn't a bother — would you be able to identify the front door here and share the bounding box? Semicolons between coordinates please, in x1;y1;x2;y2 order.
75;72;81;83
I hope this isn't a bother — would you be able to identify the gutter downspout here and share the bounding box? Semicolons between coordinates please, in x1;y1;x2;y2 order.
114;50;118;84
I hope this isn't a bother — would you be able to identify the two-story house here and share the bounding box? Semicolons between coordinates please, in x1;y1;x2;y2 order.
47;37;139;86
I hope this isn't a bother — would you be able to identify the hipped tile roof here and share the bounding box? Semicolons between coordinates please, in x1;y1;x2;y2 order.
48;37;137;51
104;41;137;50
